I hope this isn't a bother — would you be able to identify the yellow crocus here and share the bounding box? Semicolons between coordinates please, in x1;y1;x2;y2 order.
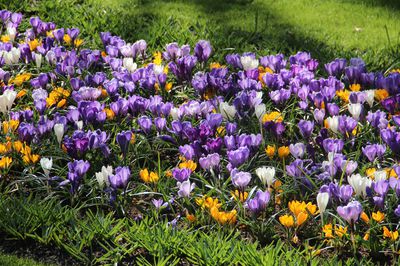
0;156;12;168
279;214;295;228
372;211;385;223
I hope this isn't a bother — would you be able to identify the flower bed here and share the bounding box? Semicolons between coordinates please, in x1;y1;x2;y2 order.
1;9;400;263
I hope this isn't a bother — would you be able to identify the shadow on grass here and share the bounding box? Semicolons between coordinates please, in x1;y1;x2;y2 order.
113;0;390;67
339;0;400;10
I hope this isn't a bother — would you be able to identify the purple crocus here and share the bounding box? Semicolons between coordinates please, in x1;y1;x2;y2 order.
116;130;132;157
194;40;212;62
325;58;346;77
247;189;271;214
373;180;389;197
362;144;386;162
394;205;400;217
337;201;362;224
109;166;131;189
67;160;90;192
172;168;191;182
298;120;314;139
138;116;153;134
227;146;250;168
199;153;220;170
231;169;252;190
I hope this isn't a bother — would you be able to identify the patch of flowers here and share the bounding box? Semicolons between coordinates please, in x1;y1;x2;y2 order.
1;9;400;259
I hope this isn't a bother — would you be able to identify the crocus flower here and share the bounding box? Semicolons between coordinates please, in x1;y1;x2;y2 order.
0;89;17;114
109;166;131;189
227;146;250;168
177;179;195;197
194;40;212;62
394;205;400;217
172;168;191;182
54;123;65;144
373;180;389;197
298;120;314;139
199;153;220;170
362;144;386;162
337;201;362;224
67;160;90;192
231;169;252;190
219;102;237;120
247;189;271;214
289;143;305;159
138;116;152;134
116;130;132;157
348;103;362;120
348;174;371;197
240;55;258;71
255;166;275;188
95;165;113;188
40;157;52;177
317;192;329;214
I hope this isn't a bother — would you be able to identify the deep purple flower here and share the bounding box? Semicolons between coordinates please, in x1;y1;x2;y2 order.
227;146;250;168
247;190;271;214
322;138;344;153
394;205;400;217
194;40;212;62
337;201;362;224
138;116;153;134
116;130;132;157
325;58;346;77
109;166;131;189
298;120;314;139
172;168;191;182
18;122;36;143
381;129;400;156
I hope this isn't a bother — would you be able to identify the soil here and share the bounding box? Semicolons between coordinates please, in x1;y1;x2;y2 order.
0;234;80;266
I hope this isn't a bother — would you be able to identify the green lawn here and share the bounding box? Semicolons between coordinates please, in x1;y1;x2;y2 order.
3;0;400;70
0;253;52;266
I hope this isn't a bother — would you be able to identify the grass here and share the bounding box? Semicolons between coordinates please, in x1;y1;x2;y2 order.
0;253;52;266
3;0;400;70
0;195;377;265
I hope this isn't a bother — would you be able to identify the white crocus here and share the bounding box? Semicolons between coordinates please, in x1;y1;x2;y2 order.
7;27;17;42
1;47;20;65
365;90;375;108
40;157;53;177
75;120;83;130
348;103;362;120
0;89;17;114
240;56;259;71
317;192;329;214
348;174;371;197
219;102;237;120
254;104;266;122
9;47;21;64
255;166;275;188
374;170;387;182
153;64;164;76
326;116;339;134
123;57;137;73
54;123;65;144
170;107;181;120
96;165;113;188
34;52;43;68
